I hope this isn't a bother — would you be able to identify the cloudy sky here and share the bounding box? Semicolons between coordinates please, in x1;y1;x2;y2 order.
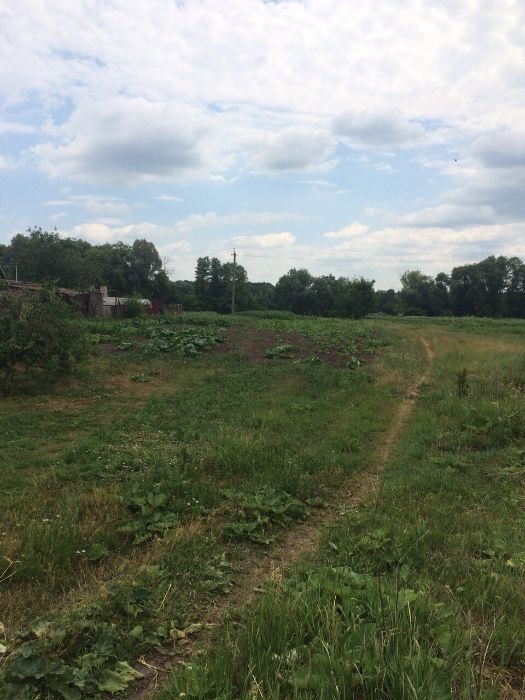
1;0;525;288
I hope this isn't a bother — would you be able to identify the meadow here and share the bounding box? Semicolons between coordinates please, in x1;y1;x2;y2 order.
1;312;524;699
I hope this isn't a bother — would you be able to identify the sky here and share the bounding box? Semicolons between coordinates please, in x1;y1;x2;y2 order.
1;0;525;289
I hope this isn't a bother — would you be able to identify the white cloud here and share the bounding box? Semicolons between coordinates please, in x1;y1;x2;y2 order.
69;221;161;243
233;232;296;248
156;194;183;202
324;223;369;239
250;128;337;172
33;97;210;185
333;111;429;148
173;210;305;235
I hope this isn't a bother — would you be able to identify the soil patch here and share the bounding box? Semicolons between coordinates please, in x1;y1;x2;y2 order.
214;326;371;368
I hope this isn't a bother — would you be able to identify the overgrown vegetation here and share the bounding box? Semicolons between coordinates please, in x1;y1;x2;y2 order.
0;287;86;393
2;313;525;698
162;319;525;699
0;312;397;698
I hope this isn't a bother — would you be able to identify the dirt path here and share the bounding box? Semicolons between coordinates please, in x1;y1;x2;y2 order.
129;333;435;699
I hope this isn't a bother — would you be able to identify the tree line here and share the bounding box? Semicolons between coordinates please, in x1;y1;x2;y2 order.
389;256;525;318
1;229;524;318
0;227;171;299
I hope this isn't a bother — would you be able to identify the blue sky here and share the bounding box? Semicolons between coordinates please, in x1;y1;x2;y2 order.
1;0;525;288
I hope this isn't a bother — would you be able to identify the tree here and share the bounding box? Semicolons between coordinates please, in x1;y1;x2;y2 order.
194;257;211;309
219;261;251;312
247;282;276;310
275;269;316;314
375;289;399;315
128;239;163;296
336;277;376;319
505;257;525;318
209;257;225;311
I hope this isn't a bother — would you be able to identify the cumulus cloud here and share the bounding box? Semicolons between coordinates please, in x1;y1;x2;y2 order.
324;223;369;239
3;0;525;288
233;232;296;248
333;111;428;148
250;128;337;172
402;204;497;228
173;210;305;235
69;221;165;243
472;132;525;169
156;194;183;202
34;97;208;185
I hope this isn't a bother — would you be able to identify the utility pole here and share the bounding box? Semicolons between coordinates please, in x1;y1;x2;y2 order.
231;248;237;314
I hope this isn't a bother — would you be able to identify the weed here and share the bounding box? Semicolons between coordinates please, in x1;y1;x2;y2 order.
222;487;310;544
264;344;296;359
456;367;469;397
130;373;149;383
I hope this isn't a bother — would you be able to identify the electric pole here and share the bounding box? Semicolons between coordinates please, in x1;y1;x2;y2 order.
231;248;237;314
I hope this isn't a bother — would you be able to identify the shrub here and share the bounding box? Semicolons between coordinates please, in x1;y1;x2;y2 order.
122;296;146;319
0;286;86;391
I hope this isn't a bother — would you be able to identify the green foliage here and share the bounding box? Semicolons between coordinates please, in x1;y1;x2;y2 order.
119;486;179;545
222;487;310;545
121;296;146;319
194;256;251;312
2;228;168;298
275;269;376;318
0;567;174;699
0;287;86;391
129;373;149;382
169;567;460;699
456;368;469;397
143;323;224;355
198;553;235;594
264;344;296;359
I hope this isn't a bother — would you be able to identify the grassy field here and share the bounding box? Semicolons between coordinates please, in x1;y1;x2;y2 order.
1;312;524;698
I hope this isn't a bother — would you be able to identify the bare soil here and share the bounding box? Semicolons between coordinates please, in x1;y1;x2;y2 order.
214;326;372;368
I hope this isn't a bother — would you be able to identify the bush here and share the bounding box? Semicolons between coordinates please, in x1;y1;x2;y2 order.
122;296;146;319
0;286;86;391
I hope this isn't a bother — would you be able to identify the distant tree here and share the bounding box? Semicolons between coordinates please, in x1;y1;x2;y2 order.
336;277;376;319
209;257;225;311
275;268;316;314
311;275;336;316
194;257;211;309
219;261;251;312
375;289;399;315
505;257;525;318
0;228;169;298
128;239;163;296
247;282;276;310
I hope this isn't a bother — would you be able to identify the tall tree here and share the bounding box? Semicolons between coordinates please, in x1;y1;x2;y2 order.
194;256;211;309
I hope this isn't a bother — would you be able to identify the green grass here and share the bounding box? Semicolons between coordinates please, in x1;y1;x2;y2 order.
0;312;406;698
160;321;525;699
5;313;524;698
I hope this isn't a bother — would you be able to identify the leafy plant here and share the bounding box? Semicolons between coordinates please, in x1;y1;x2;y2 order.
199;553;235;594
264;344;296;359
346;357;362;370
129;373;149;383
222;487;309;544
143;324;224;356
119;487;178;544
0;567;173;699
